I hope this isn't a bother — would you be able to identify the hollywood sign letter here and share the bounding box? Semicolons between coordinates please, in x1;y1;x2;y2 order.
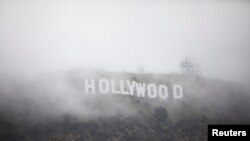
84;79;183;100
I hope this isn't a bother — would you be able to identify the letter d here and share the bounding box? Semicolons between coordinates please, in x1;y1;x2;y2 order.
173;85;183;100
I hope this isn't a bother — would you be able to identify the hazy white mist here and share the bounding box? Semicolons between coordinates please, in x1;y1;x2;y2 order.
0;0;250;85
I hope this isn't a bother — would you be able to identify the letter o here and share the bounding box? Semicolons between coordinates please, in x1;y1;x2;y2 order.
147;84;157;98
158;85;168;99
99;79;109;94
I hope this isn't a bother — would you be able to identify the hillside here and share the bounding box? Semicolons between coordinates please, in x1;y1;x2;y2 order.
0;69;249;141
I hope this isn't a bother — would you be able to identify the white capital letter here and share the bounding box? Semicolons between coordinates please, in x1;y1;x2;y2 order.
158;85;168;99
84;79;95;94
127;81;137;95
99;79;109;94
173;85;183;100
111;79;120;94
136;82;146;97
147;84;157;98
120;80;129;95
212;129;219;136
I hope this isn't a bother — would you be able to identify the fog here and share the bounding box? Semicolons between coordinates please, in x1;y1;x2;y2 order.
0;0;250;119
1;3;250;141
0;0;249;86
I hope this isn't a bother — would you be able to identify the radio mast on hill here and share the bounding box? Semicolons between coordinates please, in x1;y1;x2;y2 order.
180;57;201;76
137;66;145;73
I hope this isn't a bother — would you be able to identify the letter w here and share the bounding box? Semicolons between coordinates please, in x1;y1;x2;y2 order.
136;83;146;97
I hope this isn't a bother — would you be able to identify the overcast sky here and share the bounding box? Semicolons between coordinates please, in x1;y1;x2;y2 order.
0;0;250;85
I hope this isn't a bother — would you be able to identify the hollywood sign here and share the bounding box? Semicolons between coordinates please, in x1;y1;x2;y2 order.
84;79;183;100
